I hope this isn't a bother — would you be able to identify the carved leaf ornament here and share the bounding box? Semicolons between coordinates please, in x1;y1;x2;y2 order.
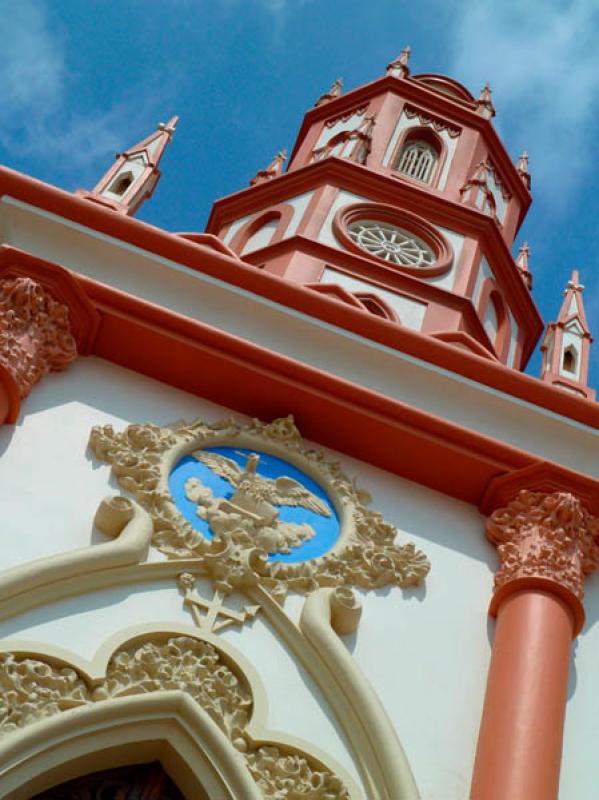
0;634;349;799
0;276;77;399
487;489;599;602
88;415;430;597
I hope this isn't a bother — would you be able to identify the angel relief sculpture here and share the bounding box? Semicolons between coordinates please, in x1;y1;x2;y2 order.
184;450;332;554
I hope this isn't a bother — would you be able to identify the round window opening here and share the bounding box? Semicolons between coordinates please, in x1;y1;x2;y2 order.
347;219;435;267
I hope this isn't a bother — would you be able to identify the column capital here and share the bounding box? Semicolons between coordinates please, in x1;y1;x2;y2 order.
487;489;599;633
0;276;78;406
0;246;100;424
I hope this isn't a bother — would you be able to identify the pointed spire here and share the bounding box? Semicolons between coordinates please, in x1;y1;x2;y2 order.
476;83;496;119
76;116;179;216
348;112;377;164
355;111;377;137
515;241;532;289
315;78;343;107
249;149;287;186
516;151;531;190
540;269;594;399
387;46;411;78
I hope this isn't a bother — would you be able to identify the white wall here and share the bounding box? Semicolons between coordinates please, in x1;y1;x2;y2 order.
2;357;599;796
0;357;497;798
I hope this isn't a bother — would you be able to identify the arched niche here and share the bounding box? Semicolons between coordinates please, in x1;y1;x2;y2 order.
391;126;445;188
0;692;260;800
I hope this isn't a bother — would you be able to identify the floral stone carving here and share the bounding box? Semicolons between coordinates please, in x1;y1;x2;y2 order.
0;634;349;800
0;276;77;399
487;489;599;602
88;415;430;596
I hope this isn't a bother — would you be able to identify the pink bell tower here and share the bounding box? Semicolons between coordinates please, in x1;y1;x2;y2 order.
206;49;543;369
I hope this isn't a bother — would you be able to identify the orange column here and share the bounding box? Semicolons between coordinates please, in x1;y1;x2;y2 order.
471;490;599;800
471;590;573;799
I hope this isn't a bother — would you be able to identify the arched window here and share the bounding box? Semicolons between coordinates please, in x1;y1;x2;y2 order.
241;216;280;255
354;292;399;322
393;125;444;186
396;138;439;184
108;171;134;197
563;345;578;374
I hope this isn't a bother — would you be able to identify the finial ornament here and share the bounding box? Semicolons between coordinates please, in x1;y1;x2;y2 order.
315;78;343;107
540;268;594;399
249;149;287;186
386;46;411;78
75;115;179;216
566;269;584;293
476;82;495;119
517;150;531;189
515;241;532;290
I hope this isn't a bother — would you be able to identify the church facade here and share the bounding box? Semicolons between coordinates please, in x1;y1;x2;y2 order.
0;50;597;800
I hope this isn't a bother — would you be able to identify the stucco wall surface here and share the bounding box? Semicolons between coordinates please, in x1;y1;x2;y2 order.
0;356;502;799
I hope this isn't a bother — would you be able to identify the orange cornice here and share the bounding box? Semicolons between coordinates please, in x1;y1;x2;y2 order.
287;75;531;216
0;171;596;433
3;242;599;511
480;461;599;517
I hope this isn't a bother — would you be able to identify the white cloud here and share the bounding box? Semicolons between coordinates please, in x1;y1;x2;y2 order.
0;1;143;180
449;0;599;210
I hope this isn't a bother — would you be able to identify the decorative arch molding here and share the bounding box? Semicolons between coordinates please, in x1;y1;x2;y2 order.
333;202;453;278
306;283;399;323
230;204;295;254
354;292;399;322
0;624;360;800
411;73;475;105
478;278;512;361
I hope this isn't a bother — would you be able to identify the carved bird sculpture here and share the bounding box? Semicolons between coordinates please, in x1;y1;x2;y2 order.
191;450;331;517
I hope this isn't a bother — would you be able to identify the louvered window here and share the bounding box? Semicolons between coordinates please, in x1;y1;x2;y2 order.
396;140;438;184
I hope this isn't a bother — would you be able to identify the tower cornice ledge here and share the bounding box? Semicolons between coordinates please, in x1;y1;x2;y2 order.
0;169;596;436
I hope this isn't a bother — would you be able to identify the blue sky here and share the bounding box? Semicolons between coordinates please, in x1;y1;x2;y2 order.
1;0;599;386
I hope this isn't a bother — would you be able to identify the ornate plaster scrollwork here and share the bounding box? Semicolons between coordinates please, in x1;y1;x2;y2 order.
88;415;430;598
487;489;599;602
0;276;77;400
177;572;261;633
0;633;350;800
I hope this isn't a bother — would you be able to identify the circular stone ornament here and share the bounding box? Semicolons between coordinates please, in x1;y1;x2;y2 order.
347;219;435;267
334;202;453;277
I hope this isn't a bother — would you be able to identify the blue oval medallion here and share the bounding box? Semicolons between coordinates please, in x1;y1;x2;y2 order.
169;446;340;563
